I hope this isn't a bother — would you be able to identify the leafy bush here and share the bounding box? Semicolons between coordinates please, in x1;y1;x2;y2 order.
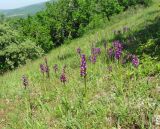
0;24;22;49
99;0;123;20
0;24;44;73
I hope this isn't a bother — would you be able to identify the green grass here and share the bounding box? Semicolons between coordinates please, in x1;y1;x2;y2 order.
0;0;160;128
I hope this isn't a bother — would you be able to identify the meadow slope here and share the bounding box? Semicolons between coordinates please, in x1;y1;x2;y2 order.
0;0;160;128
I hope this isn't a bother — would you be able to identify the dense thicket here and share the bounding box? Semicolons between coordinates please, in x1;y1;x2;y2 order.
0;0;152;73
12;0;152;52
0;23;44;73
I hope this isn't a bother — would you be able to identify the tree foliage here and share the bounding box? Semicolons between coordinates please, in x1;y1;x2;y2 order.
0;24;44;73
12;0;151;52
0;0;152;73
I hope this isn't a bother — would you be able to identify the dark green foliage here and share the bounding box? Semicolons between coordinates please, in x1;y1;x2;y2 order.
0;24;44;73
16;15;53;52
99;0;123;20
1;0;152;73
13;0;151;52
0;24;21;50
118;0;152;9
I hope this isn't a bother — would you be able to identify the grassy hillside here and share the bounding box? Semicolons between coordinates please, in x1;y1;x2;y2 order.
0;2;46;17
0;0;160;128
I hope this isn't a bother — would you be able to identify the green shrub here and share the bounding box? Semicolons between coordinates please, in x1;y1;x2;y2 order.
0;24;22;50
99;0;123;20
0;24;44;73
0;40;44;73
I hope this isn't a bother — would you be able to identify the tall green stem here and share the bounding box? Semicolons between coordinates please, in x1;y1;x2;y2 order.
84;76;87;97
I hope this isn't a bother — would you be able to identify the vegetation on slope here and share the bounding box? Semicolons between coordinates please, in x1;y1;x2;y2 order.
0;0;159;128
0;23;44;73
0;0;153;73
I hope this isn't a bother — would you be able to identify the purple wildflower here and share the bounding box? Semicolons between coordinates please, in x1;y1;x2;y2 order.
113;40;123;50
91;48;95;55
113;41;123;60
80;54;87;97
91;48;101;56
80;54;87;77
60;73;67;84
89;55;97;64
60;66;67;84
115;50;122;60
132;55;139;67
22;75;28;89
96;48;101;55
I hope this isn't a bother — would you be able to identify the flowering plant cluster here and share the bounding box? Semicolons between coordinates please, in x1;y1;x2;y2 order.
132;55;139;67
91;48;101;56
107;40;123;60
113;40;123;60
107;40;139;67
80;54;87;77
22;37;140;88
60;66;67;85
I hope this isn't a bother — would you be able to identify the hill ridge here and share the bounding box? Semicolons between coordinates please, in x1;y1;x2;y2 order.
0;2;47;17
